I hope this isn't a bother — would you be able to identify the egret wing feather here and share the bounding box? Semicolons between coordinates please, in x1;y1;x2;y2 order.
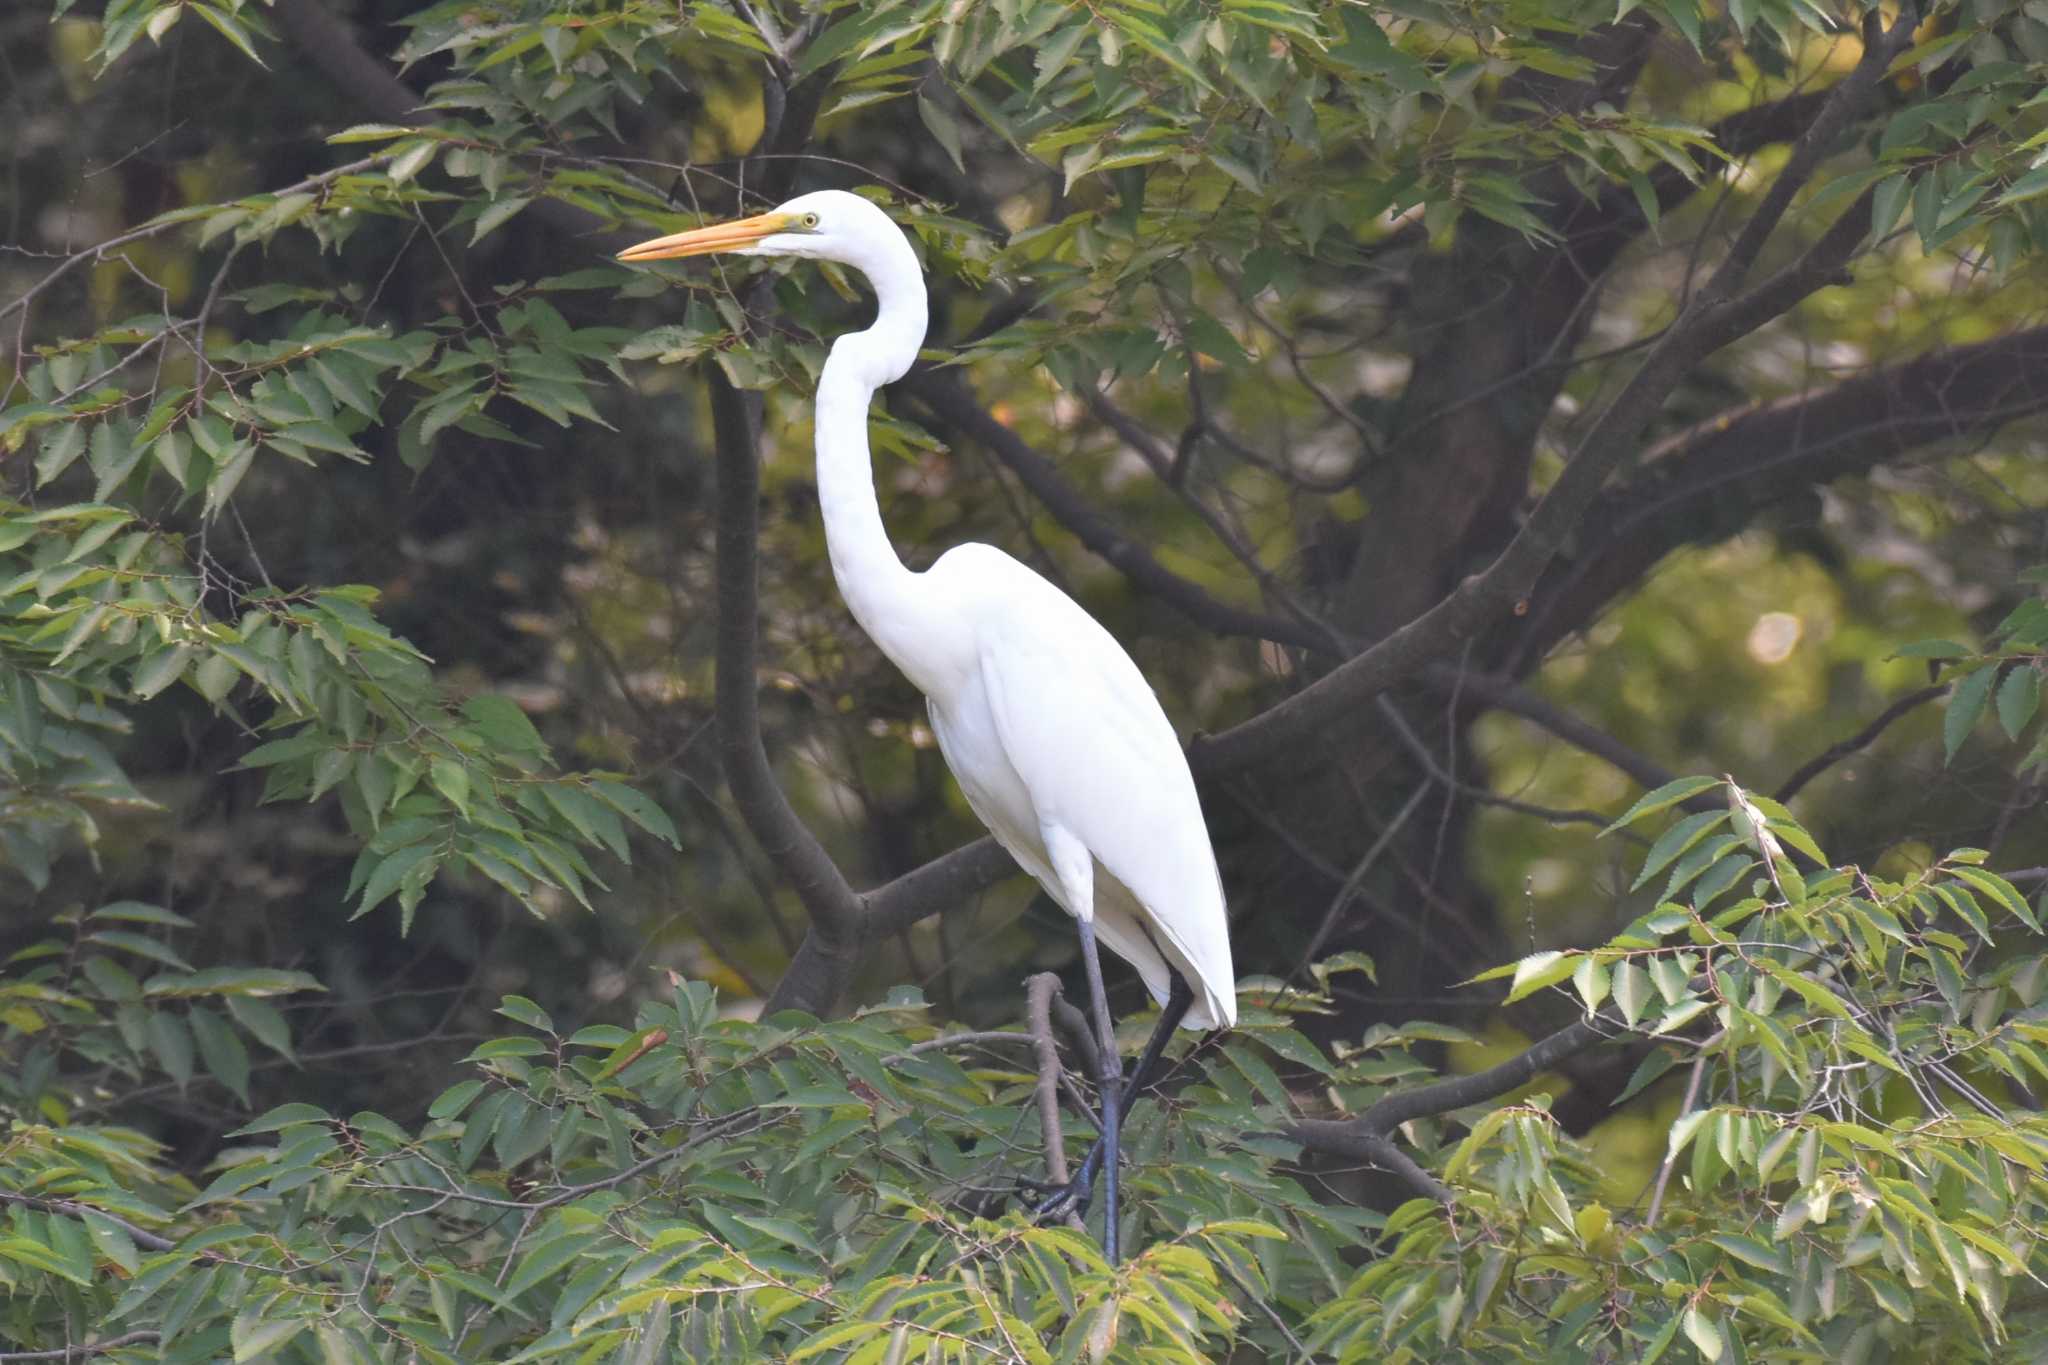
948;546;1236;1029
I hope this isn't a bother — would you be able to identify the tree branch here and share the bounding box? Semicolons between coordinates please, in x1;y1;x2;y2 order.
1027;973;1073;1189
1515;323;2048;670
0;1335;162;1363
1286;1010;1633;1203
1189;17;1917;776
1418;665;1678;792
707;377;868;987
904;369;1331;652
0;1191;174;1252
1776;685;1948;802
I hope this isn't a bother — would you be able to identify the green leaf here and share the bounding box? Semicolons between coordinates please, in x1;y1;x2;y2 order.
86;930;193;972
428;1079;486;1120
148;1009;195;1088
132;645;196;700
146;967;325;998
191;3;269;67
1997;664;2040;739
1613;960;1652;1027
462;694;547;755
429;758;472;816
589;779;679;847
916;92;965;173
470;194;533;244
1503;950;1575;1003
232;1313;306;1362
189;1004;252;1105
354;841;442;920
228;1102;329;1135
90;900;196;928
225;994;295;1061
496;994;555;1033
327;123;420;144
1944;666;1997;762
1682;1307;1724;1361
1603;776;1719;834
1632;809;1730;891
1569;957;1610;1013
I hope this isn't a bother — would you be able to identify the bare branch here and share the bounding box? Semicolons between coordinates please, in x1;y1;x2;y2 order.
0;1191;174;1252
0;1334;163;1363
1419;665;1679;793
1027;973;1073;1190
1517;323;2048;669
0;155;390;331
1643;1032;1719;1227
1376;696;1612;828
905;369;1332;653
1079;382;1346;646
1777;685;1948;801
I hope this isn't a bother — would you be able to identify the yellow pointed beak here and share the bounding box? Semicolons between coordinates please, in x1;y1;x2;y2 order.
616;211;793;262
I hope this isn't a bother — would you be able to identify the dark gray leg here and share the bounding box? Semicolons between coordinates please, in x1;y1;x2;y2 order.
1073;918;1124;1260
1032;971;1195;1255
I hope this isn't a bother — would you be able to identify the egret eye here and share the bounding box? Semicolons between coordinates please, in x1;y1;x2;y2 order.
801;212;821;229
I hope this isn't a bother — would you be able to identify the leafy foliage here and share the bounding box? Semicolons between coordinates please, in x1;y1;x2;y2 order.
7;0;2048;1358
9;786;2048;1358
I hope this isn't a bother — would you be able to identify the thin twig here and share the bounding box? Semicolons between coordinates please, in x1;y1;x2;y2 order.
1644;1031;1721;1228
0;155;392;327
1026;974;1072;1190
895;1030;1037;1058
1776;684;1947;801
1292;785;1429;981
0;1192;174;1252
0;1335;162;1363
1376;696;1611;828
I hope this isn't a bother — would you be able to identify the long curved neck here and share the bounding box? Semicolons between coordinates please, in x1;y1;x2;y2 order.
813;240;934;680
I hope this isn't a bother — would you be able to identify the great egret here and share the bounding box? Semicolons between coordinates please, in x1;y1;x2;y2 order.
619;190;1236;1259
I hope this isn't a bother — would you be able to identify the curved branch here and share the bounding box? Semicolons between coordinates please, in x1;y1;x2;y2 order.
707;377;865;947
1776;685;1947;802
1515;323;2048;669
1287;1010;1632;1203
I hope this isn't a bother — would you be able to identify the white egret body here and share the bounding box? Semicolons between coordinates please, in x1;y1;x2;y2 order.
621;190;1237;1255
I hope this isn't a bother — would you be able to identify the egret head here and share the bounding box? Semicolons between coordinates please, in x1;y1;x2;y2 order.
618;187;928;384
617;189;905;270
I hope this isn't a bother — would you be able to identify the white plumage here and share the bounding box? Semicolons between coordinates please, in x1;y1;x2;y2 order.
621;188;1236;1032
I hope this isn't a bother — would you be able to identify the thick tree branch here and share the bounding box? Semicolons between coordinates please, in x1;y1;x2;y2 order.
1515;323;2048;669
707;379;865;953
272;0;422;123
1287;1010;1632;1203
1190;16;1917;775
864;835;1014;937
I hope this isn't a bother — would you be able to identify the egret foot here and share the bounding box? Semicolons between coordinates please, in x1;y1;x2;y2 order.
1021;1141;1108;1223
